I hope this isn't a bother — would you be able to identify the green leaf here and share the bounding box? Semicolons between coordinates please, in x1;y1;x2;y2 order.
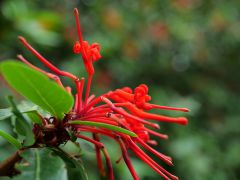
0;130;22;149
17;101;39;113
66;129;77;142
26;111;42;124
0;108;12;120
14;148;68;180
50;147;88;180
0;101;38;121
69;120;137;137
8;97;35;146
0;60;74;120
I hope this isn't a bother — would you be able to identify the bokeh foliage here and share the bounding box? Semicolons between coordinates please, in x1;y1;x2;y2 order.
0;0;240;179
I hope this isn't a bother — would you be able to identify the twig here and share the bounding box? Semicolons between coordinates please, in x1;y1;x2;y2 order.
0;149;25;177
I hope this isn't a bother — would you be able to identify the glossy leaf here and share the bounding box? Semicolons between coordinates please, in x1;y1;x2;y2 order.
0;60;74;120
69;120;137;137
14;148;68;180
0;130;22;149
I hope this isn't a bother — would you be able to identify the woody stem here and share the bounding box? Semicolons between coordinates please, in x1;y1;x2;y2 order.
0;149;25;177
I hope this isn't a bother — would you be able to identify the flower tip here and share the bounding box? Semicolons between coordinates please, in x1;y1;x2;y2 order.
74;8;79;15
100;96;105;101
167;160;174;166
153;123;160;129
171;175;179;180
162;134;169;140
101;96;111;104
177;117;188;125
16;54;22;59
182;108;190;112
18;36;25;42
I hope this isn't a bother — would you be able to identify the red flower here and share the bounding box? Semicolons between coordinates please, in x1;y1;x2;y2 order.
17;8;189;180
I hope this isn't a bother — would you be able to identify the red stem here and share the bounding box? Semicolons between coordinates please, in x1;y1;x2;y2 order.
146;129;168;140
75;133;104;148
117;138;140;180
136;138;173;166
17;54;64;88
74;94;79;112
87;94;95;104
77;127;115;138
74;8;84;45
93;133;106;177
127;104;188;125
151;104;189;112
131;145;171;180
101;97;160;129
18;36;77;81
101;147;114;180
75;78;85;113
83;96;103;113
87;107;111;115
84;74;93;107
129;139;178;180
79;112;108;119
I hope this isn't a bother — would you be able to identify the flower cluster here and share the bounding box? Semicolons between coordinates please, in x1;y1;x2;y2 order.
17;8;188;180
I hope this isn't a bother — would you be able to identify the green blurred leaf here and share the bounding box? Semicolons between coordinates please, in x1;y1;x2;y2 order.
0;101;38;121
66;129;77;142
8;96;35;146
0;130;22;149
26;111;42;124
0;108;12;120
0;60;74;120
69;120;137;137
49;147;88;180
14;148;68;180
17;101;39;113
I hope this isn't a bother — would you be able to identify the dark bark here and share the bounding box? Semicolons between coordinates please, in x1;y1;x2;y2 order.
0;149;24;177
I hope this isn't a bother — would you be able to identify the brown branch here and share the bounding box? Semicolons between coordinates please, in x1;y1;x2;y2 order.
0;149;24;177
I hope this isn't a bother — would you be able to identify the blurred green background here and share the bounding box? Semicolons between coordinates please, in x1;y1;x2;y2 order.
0;0;240;180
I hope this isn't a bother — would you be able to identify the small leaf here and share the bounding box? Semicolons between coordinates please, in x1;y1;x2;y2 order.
0;60;74;120
69;120;137;137
14;148;68;180
0;130;22;149
8;97;35;146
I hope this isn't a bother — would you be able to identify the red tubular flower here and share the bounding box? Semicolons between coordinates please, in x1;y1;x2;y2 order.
17;8;189;180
